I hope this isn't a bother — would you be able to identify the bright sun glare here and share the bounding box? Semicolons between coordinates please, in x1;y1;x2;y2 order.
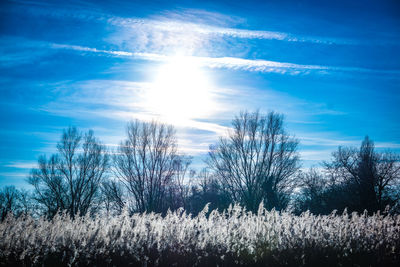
144;56;216;123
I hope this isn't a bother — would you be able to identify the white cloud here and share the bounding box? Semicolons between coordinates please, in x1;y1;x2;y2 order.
0;172;28;178
298;135;358;147
48;43;331;75
3;161;37;169
49;43;400;76
299;149;334;161
10;2;360;46
92;8;359;45
51;43;134;56
374;142;400;149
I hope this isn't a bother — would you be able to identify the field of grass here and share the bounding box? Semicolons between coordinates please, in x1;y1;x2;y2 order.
1;204;399;266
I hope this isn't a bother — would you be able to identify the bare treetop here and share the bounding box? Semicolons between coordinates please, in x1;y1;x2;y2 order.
324;136;400;212
29;127;109;218
208;110;300;211
113;120;184;213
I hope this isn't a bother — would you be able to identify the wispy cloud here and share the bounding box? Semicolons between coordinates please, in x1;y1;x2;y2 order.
374;142;400;149
38;78;229;136
298;135;400;150
7;1;368;46
299;149;334;161
50;43;134;57
298;136;358;147
119;18;360;45
0;172;28;178
3;161;37;169
49;43;400;76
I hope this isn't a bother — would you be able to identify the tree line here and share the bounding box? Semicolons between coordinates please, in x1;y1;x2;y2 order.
1;111;399;220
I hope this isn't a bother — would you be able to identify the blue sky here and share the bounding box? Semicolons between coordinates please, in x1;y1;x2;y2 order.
1;0;399;187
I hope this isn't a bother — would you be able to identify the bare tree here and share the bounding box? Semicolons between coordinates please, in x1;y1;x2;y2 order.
196;168;217;195
101;180;125;215
186;168;231;214
324;136;400;212
29;127;109;218
113;120;185;213
207;111;300;211
293;168;329;214
0;186;20;221
0;186;33;220
171;155;194;210
17;188;34;216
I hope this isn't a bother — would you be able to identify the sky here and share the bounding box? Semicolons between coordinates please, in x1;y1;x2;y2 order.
0;0;399;188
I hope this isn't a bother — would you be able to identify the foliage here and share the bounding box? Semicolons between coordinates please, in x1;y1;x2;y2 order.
1;204;399;267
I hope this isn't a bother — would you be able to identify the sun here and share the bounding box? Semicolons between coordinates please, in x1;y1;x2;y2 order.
144;56;216;124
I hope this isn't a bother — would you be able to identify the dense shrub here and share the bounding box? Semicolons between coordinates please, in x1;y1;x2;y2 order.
1;204;399;266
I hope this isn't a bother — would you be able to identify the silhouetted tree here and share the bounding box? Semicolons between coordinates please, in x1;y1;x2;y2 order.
1;186;19;221
29;127;109;218
113;120;189;213
165;155;194;211
324;136;400;213
293;167;353;214
293;168;327;214
207;111;300;211
0;186;33;220
101;180;125;215
187;168;230;215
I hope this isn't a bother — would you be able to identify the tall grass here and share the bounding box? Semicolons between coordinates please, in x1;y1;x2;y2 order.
1;204;399;266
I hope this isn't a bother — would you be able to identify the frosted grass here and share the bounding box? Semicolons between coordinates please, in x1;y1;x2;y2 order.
1;204;399;266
